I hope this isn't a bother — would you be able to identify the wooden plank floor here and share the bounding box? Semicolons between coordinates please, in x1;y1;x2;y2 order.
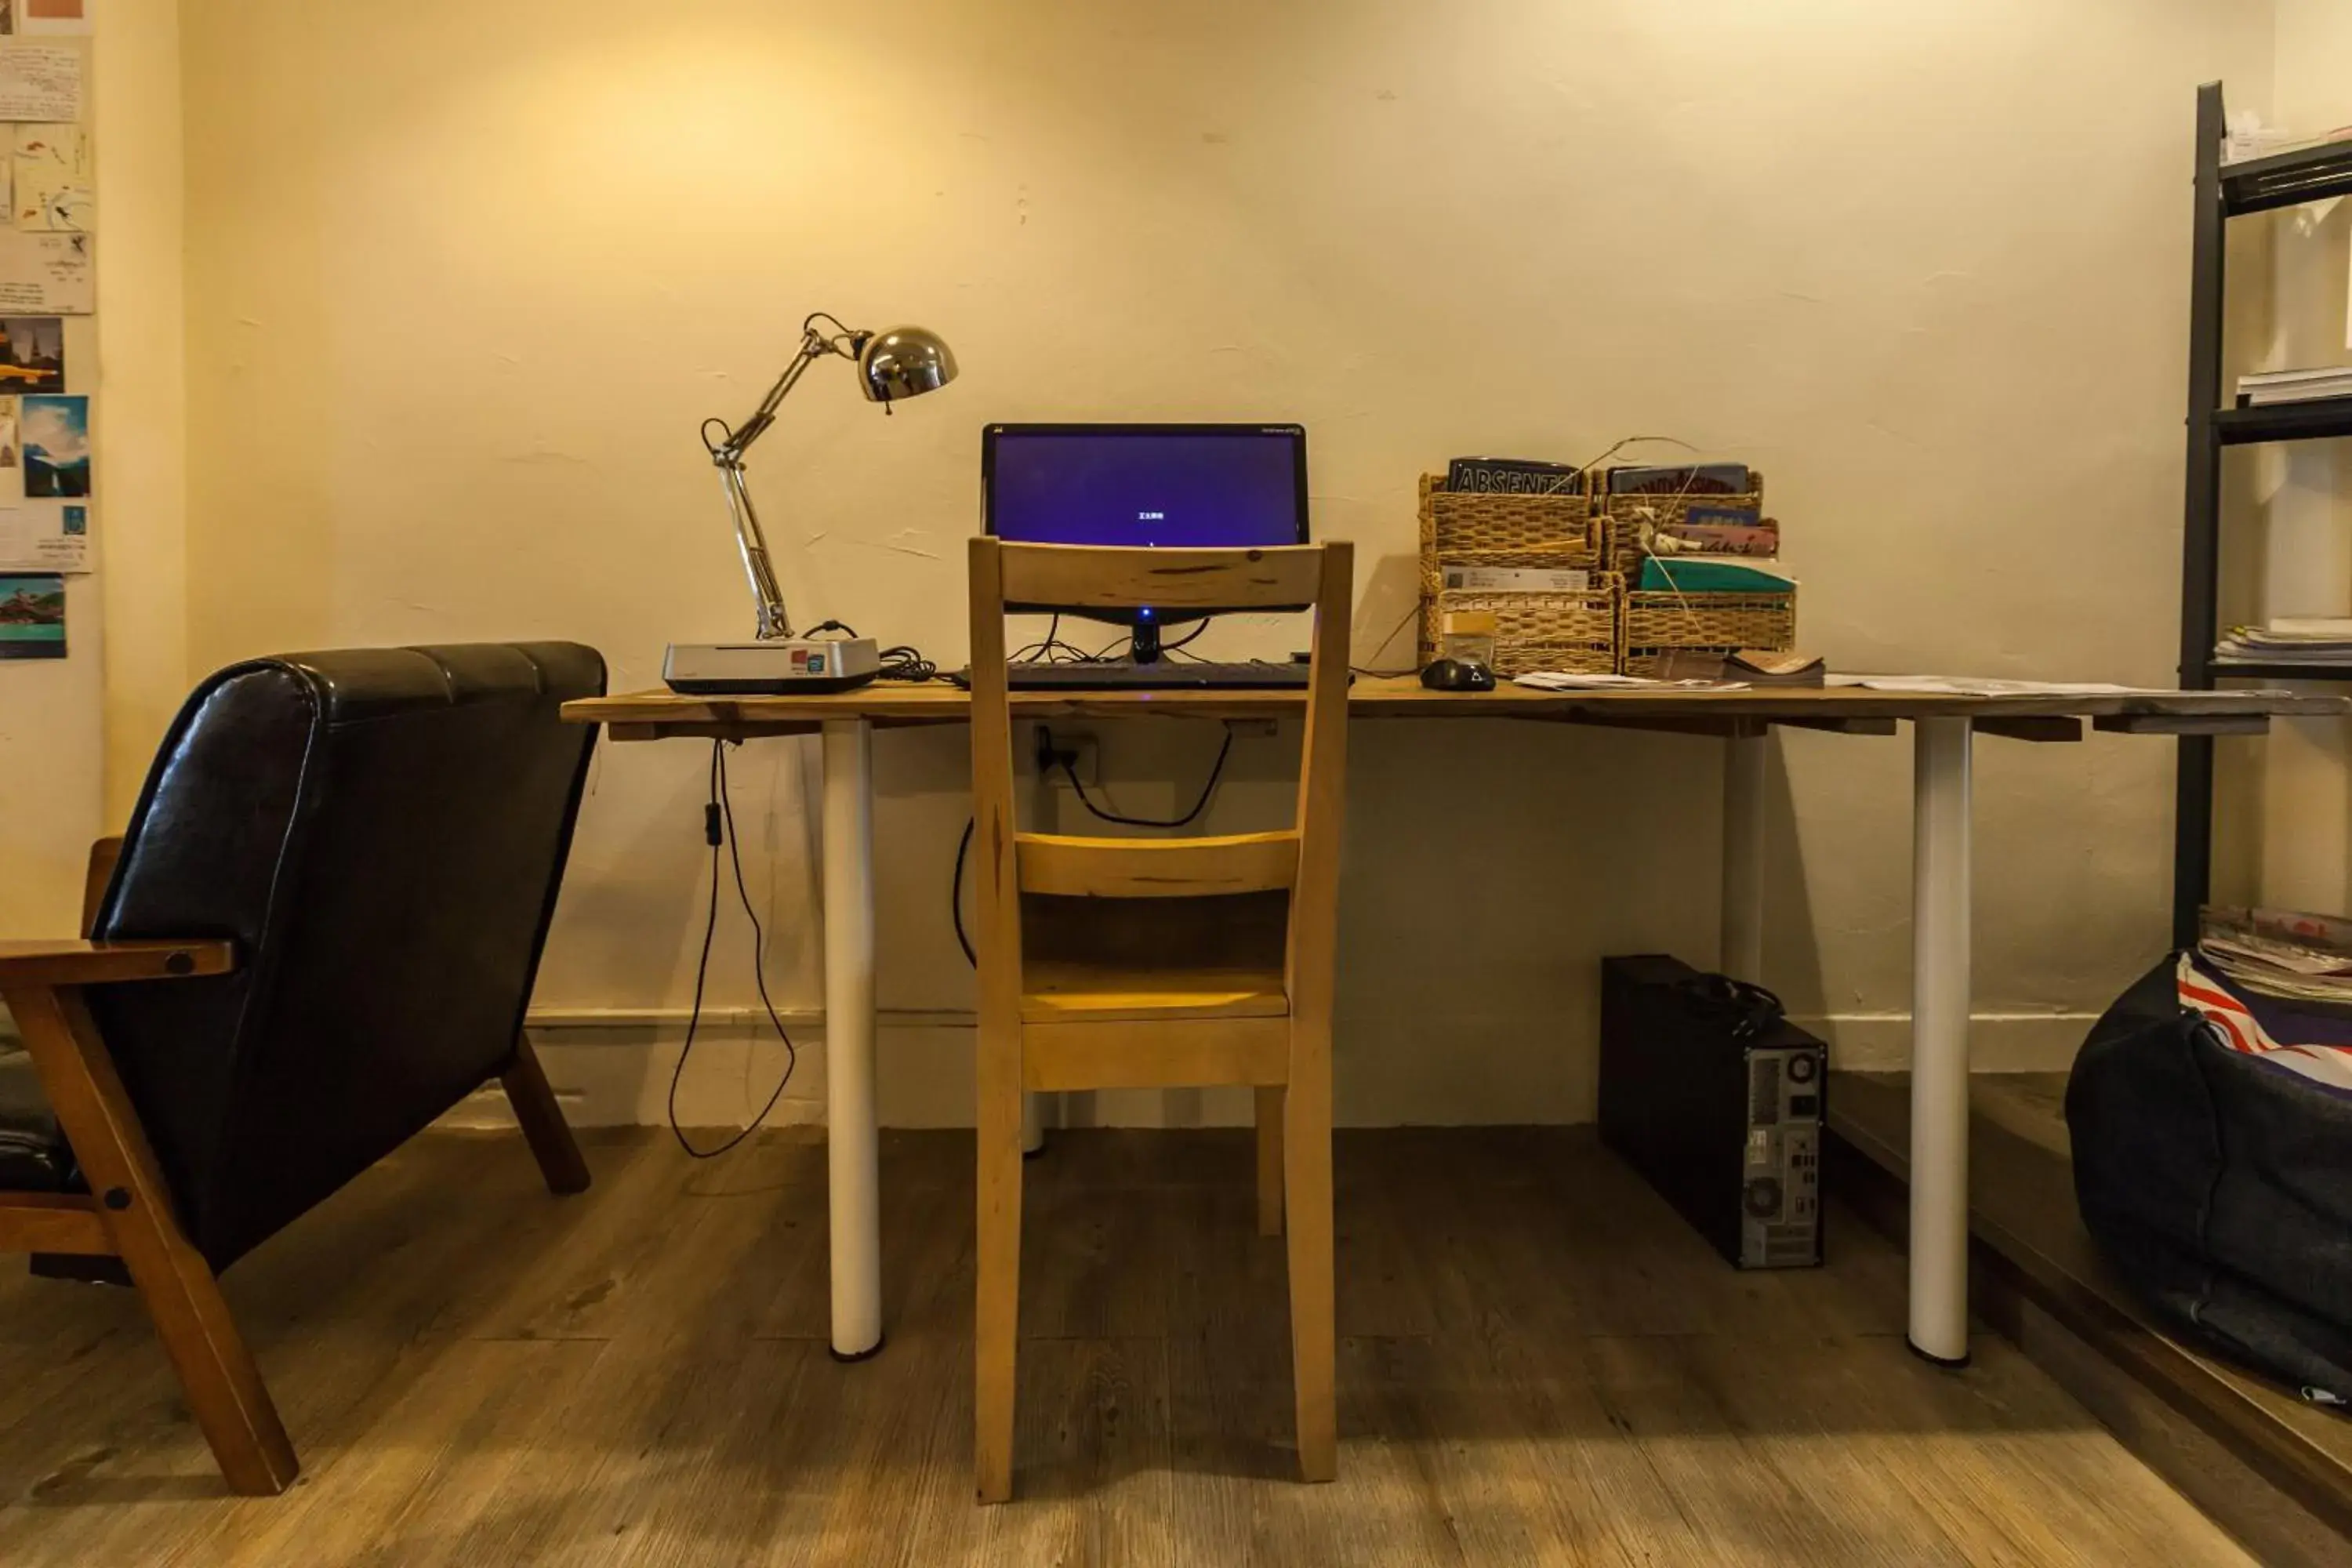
0;1126;2255;1566
1830;1069;2352;1559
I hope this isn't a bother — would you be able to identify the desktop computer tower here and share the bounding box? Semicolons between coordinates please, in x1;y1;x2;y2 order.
1599;954;1826;1269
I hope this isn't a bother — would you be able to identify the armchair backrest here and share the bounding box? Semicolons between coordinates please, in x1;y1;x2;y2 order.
85;643;604;1269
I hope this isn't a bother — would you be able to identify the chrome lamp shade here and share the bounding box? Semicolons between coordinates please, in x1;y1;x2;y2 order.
856;327;959;403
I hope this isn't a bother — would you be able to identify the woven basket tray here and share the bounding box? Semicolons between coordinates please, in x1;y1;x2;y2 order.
1621;588;1796;675
1599;471;1766;579
1418;473;1597;601
1422;575;1624;678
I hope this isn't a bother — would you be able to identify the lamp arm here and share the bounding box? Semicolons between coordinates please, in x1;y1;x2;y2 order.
703;327;844;641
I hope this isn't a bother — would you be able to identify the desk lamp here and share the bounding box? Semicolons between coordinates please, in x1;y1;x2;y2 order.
663;311;958;694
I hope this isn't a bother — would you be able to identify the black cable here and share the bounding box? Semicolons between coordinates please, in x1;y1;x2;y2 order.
953;818;975;964
803;618;935;681
1011;615;1106;666
1059;726;1233;829
877;644;935;681
668;740;799;1159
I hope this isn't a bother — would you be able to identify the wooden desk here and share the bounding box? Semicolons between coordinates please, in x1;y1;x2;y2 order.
564;677;2343;1366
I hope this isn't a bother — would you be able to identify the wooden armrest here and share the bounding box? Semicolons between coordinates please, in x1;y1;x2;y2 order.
82;836;124;938
0;940;234;987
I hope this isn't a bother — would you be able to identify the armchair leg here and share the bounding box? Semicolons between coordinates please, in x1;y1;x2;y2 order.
501;1036;590;1196
3;985;299;1496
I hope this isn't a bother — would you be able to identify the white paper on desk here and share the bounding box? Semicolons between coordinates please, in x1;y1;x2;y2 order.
1515;672;1749;691
0;499;85;572
1828;674;2156;696
0;229;90;313
13;124;86;230
0;43;80;121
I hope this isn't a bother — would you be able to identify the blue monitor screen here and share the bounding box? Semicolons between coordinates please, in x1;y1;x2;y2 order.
984;425;1307;549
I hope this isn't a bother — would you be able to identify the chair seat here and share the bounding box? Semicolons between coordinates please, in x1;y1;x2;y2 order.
1020;960;1290;1024
0;1051;74;1193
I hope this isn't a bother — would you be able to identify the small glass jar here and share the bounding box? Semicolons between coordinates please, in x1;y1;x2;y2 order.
1439;609;1498;675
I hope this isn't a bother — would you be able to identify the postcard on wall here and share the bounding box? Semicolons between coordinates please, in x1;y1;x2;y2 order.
0;572;63;656
0;230;89;312
13;124;84;230
0;43;78;121
0;502;79;571
20;390;82;497
18;0;87;36
0;315;61;392
0;396;23;499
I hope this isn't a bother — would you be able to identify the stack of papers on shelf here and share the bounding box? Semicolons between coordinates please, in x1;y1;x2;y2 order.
2216;619;2352;665
2237;366;2352;406
2198;906;2352;1011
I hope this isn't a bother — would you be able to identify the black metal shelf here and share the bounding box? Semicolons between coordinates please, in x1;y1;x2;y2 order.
2209;660;2352;683
2215;397;2352;445
2223;136;2352;216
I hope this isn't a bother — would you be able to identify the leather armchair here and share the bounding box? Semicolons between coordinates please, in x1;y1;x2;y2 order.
0;642;604;1494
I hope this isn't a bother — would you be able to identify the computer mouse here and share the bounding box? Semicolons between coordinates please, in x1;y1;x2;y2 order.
1419;658;1496;692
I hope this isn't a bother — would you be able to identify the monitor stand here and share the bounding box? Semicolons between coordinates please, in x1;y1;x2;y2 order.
1127;619;1165;666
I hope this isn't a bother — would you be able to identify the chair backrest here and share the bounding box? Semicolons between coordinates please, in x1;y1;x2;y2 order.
967;540;1352;1007
85;643;605;1269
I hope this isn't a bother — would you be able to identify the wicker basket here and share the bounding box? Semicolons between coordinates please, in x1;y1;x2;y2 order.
1422;575;1624;678
1599;470;1766;579
1621;587;1796;676
1417;473;1598;604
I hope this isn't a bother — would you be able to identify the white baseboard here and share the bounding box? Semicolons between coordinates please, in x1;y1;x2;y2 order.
435;1006;2098;1131
1798;1011;2097;1074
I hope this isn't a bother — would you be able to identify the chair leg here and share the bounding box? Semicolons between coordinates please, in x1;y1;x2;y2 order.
975;1019;1025;1504
3;984;299;1495
1283;1019;1338;1484
501;1036;590;1196
1254;1086;1285;1238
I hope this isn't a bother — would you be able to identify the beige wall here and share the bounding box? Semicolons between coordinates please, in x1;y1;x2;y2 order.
134;0;2290;1123
0;27;105;942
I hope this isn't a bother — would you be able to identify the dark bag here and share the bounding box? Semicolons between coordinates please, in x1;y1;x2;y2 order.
2066;958;2352;1404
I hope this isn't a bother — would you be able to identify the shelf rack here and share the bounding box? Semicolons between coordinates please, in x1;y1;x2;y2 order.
2174;83;2352;946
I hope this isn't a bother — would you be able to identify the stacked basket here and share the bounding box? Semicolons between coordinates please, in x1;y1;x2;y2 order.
1600;469;1795;675
1417;466;1798;677
1416;474;1621;677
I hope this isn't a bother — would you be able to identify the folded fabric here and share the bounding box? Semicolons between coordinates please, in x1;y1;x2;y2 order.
2176;953;2352;1093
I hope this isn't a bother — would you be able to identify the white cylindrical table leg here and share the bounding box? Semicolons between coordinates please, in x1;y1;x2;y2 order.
1909;716;1974;1367
822;718;884;1361
1721;725;1768;982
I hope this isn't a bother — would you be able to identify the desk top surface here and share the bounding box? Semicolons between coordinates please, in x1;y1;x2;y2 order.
565;675;2347;736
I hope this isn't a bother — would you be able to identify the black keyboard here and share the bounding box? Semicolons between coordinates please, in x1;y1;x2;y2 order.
961;660;1315;691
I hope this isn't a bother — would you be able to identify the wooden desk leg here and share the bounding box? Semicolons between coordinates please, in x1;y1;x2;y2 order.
1720;726;1768;983
823;718;884;1362
1909;717;1974;1367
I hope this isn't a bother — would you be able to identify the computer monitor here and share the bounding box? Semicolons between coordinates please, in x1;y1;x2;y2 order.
982;423;1309;659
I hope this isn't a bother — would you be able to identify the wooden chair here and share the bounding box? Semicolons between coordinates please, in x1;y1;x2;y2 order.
0;643;604;1494
967;539;1352;1502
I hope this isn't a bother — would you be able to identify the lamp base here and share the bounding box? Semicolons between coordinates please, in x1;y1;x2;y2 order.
663;638;883;695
